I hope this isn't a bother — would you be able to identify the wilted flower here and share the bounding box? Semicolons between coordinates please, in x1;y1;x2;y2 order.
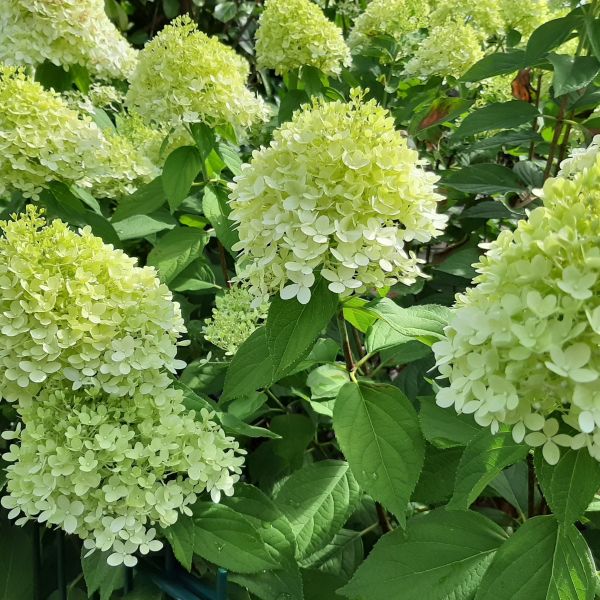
126;16;268;137
0;0;137;80
404;21;484;80
229;90;447;304
433;153;600;464
0;208;187;404
348;0;429;53
255;0;351;76
1;384;245;565
203;287;269;355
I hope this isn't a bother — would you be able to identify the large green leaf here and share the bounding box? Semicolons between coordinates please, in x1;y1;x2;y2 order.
301;529;363;580
164;514;195;571
202;185;238;254
476;517;596;600
0;522;33;600
81;549;125;600
454;101;539;139
274;460;360;560
462;51;525;82
549;54;600;97
449;429;530;509
534;447;600;525
192;502;280;574
112;177;166;222
161;146;203;212
340;509;508;600
525;16;577;64
112;210;177;241
146;228;209;284
334;382;424;524
266;277;338;380
443;164;525;194
418;398;481;449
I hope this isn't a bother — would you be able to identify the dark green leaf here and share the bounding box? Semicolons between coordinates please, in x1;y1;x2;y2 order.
202;185;239;254
443;164;525;194
434;247;479;279
469;130;541;153
418;398;481;448
454;101;539;139
112;177;167;222
112;209;177;241
162;146;203;212
461;200;517;220
81;549;125;600
214;1;237;22
535;447;600;525
341;509;508;600
449;429;530;510
0;522;34;600
476;517;596;600
413;445;463;505
334;382;424;524
189;122;217;163
164;515;195;571
462;51;525;82
525;17;577;64
549;54;600;97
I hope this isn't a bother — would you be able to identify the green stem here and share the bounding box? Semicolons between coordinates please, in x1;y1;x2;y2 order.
337;309;356;378
543;97;568;180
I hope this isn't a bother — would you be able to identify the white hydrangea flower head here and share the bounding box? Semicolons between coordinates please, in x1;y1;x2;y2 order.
0;208;187;404
433;153;600;465
126;16;268;137
404;20;484;80
229;90;447;305
499;0;554;36
1;384;245;566
255;0;351;76
0;66;108;199
203;287;269;355
0;0;137;80
348;0;430;53
428;0;505;37
558;135;600;179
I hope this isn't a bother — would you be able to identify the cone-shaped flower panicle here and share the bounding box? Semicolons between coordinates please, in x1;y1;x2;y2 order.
126;16;268;135
255;0;351;76
0;0;137;80
229;90;447;305
433;150;600;465
0;208;187;404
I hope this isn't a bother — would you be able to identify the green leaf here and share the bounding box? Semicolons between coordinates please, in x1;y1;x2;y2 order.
475;517;596;600
418;398;481;449
222;326;274;400
164;515;195;571
365;299;451;343
218;142;243;176
0;522;33;600
219;412;281;439
162;146;203;212
462;51;525;82
112;210;177;241
584;16;600;62
461;200;517;220
413;445;463;505
146;227;209;284
340;509;508;600
469;130;541;153
534;447;600;525
449;429;530;510
112;177;167;222
307;364;349;399
192;502;280;574
549;54;600;97
342;298;378;333
214;1;237;22
434;247;480;280
334;382;424;525
81;549;125;600
274;460;360;559
443;164;525;194
365;320;428;357
189;122;217;163
266;277;338;380
301;529;363;579
202;185;239;254
525;16;577;64
454;101;539;139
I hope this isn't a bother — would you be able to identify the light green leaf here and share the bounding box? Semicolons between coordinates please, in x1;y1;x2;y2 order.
476;517;596;600
454;101;539;139
340;509;508;600
146;227;209;284
307;364;349;399
192;502;280;574
534;447;600;525
275;460;360;560
112;209;177;241
334;382;424;525
449;429;530;510
162;146;203;212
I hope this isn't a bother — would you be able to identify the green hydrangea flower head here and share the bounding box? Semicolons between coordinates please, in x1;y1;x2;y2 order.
347;0;430;53
0;208;187;404
499;0;553;36
428;0;505;36
404;20;484;80
255;0;351;76
0;66;108;199
203;287;269;355
433;152;600;465
1;384;245;566
229;90;447;305
126;16;268;136
0;0;137;80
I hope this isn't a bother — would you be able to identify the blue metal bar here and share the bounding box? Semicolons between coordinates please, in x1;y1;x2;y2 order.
216;569;228;600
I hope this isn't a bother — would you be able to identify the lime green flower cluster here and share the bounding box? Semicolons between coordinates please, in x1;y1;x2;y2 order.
126;16;268;137
0;208;187;404
477;75;516;106
429;0;505;37
2;385;244;567
433;154;600;465
255;0;351;76
0;0;137;80
0;67;156;199
229;91;447;304
203;287;269;355
500;0;553;36
0;208;244;565
347;0;429;53
404;21;484;80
